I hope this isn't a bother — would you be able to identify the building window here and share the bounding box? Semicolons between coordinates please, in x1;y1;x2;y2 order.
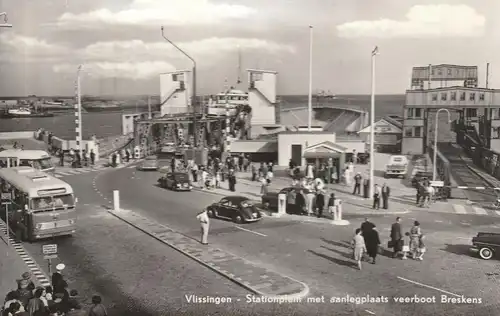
470;93;476;101
493;127;500;139
415;108;422;118
460;92;466;101
432;93;438;101
438;69;442;75
431;69;435;75
406;108;414;118
404;127;413;137
414;127;422;137
479;93;485;101
465;108;477;117
447;69;452;75
450;92;457;101
441;93;447;101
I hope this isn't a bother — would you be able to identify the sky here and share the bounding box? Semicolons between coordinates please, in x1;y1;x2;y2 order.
0;0;499;96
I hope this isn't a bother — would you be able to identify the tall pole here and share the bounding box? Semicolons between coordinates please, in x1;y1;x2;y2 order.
307;26;313;131
428;64;432;90
225;80;231;153
369;46;378;198
486;63;490;89
75;65;83;154
147;96;152;120
0;12;12;28
433;108;451;181
161;26;197;147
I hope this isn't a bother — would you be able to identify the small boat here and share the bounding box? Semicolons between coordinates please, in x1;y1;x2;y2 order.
0;107;54;118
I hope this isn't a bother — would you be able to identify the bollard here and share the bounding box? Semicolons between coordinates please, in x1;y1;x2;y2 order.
331;199;350;226
113;190;120;211
277;193;287;217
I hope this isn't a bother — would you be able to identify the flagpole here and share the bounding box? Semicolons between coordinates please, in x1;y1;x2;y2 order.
369;46;378;198
307;26;313;131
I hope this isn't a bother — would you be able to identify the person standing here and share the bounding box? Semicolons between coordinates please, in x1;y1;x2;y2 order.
90;149;95;166
417;234;426;261
381;183;390;209
390;217;403;258
11;209;28;242
251;164;257;181
373;184;381;209
327;193;336;216
305;188;315;216
363;226;381;264
351;228;367;270
111;152;117;168
315;190;325;218
88;295;107;316
228;169;236;192
59;150;65;167
409;221;422;259
353;172;362;195
196;209;209;245
260;177;268;196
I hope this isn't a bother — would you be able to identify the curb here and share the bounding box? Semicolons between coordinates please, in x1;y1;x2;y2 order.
107;209;309;300
0;220;51;287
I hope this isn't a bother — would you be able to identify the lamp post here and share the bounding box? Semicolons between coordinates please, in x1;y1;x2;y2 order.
161;26;198;147
369;46;379;197
433;108;452;181
307;26;313;131
0;12;12;28
75;65;83;154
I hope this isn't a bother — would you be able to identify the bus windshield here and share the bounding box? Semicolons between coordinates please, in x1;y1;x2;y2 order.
33;157;53;170
31;194;75;212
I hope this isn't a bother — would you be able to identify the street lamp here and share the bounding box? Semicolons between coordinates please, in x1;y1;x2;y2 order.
432;108;452;181
160;26;198;147
0;12;12;27
369;46;379;197
75;65;83;154
307;26;313;131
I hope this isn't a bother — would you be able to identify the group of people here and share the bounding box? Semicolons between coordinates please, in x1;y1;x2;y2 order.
415;179;436;207
2;264;107;316
351;217;427;270
57;149;96;168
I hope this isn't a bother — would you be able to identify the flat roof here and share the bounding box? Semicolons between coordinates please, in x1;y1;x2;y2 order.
0;167;73;197
0;149;50;159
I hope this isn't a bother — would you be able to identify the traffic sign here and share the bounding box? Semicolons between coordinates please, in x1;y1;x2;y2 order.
43;254;58;260
1;192;11;205
42;244;58;255
430;180;444;187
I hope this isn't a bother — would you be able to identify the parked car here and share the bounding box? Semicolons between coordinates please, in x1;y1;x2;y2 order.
137;156;159;171
470;232;500;260
261;187;311;214
384;155;408;178
207;196;262;224
158;172;192;191
411;171;433;188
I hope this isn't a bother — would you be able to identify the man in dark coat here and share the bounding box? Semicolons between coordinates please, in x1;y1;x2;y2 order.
381;183;391;209
90;149;96;165
315;191;325;218
390;217;403;258
353;172;362;195
364;227;381;264
361;217;375;235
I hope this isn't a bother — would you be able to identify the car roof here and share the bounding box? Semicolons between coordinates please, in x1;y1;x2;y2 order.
222;196;250;203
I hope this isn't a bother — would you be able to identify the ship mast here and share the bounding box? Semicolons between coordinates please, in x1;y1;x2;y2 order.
236;46;242;85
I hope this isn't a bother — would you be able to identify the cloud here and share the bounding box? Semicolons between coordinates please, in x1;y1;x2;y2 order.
53;61;176;80
336;4;485;38
52;37;294;79
56;0;256;27
0;32;69;57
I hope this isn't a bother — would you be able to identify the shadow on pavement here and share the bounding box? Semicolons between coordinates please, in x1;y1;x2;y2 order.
320;238;351;249
441;244;473;257
307;250;355;269
320;245;353;260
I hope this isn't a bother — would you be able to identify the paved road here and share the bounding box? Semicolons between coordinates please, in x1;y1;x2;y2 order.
94;166;500;316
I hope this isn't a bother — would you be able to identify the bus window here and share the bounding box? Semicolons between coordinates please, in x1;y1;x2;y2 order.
35;157;53;170
31;194;75;211
9;158;17;167
19;159;32;167
0;158;7;168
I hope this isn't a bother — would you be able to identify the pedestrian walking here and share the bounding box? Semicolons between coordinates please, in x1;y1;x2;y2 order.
364;226;381;264
260;177;268;196
372;184;381;209
409;221;422;259
417;234;426;261
327;193;336;216
315;190;325;218
51;264;66;295
361;218;375;235
111;153;117;167
26;287;46;316
353;172;362;195
251;164;257;181
351;228;367;270
305;188;315;216
197;209;209;245
381;183;390;209
390;217;403;258
58;150;64;167
11;209;28;242
402;232;411;259
90;149;95;166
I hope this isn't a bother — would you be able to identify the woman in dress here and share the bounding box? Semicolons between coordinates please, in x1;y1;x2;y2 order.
409;221;422;259
351;228;367;270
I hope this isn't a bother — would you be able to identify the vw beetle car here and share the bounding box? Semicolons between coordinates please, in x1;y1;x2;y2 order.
207;196;262;224
158;172;192;191
137;156;158;171
470;232;500;260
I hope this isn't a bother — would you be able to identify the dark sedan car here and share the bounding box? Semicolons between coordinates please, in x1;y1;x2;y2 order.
261;187;311;214
470;232;500;260
158;172;192;191
207;196;262;224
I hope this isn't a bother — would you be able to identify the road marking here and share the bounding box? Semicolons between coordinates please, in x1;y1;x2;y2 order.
364;310;375;315
473;207;488;215
397;277;460;297
453;204;467;214
235;226;267;237
434;220;443;223
53;174;63;178
56;171;72;176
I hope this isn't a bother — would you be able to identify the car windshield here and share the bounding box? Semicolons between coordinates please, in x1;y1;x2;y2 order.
174;174;189;181
240;200;253;208
31;194;75;212
35;157;53;170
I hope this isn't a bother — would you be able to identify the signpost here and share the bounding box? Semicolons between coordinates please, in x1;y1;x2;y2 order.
1;192;12;244
430;180;444;187
42;244;58;274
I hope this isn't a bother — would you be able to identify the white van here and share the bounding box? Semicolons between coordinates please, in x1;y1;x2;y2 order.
0;149;55;172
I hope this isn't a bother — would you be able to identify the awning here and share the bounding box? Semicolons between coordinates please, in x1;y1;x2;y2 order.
230;140;278;153
303;151;341;159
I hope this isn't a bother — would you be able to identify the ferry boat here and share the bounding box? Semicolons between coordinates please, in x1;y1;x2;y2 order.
0;107;54;118
206;88;248;116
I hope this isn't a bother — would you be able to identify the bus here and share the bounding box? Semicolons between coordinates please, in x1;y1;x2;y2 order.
0;167;76;241
0;149;55;172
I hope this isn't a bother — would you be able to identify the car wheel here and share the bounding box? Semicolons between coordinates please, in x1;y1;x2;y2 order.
233;214;243;224
479;247;494;260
